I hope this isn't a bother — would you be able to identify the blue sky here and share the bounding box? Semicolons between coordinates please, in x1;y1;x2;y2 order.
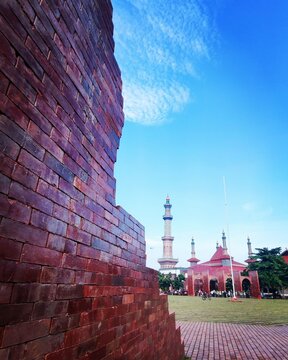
112;0;288;270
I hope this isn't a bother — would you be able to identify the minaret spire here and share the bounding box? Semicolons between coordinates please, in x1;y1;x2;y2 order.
245;236;255;264
222;230;228;255
187;237;200;267
158;196;178;270
191;237;196;258
247;236;252;257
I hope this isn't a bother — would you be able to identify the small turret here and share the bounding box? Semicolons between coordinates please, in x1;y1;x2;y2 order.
247;236;252;257
187;237;200;267
191;237;196;258
222;230;228;255
245;236;255;264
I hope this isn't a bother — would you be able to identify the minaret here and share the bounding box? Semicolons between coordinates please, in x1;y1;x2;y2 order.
187;237;199;267
191;238;196;258
216;241;219;249
158;196;178;270
247;237;252;257
245;236;255;264
222;230;228;255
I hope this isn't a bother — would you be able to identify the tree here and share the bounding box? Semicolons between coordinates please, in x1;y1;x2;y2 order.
172;274;185;291
158;272;172;292
247;247;288;297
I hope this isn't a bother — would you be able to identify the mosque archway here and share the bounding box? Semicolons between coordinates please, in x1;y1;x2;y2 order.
210;279;218;292
242;278;251;295
194;279;203;295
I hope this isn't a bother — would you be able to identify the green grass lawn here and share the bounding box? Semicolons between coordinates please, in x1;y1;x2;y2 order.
168;296;288;325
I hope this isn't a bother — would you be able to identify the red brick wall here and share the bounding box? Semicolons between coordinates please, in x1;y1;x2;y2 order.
0;1;184;359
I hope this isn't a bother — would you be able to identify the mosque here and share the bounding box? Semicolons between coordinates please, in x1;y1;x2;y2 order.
158;196;261;298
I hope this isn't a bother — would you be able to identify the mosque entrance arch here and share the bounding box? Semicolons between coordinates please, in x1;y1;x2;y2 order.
194;279;203;295
210;279;218;292
242;278;251;297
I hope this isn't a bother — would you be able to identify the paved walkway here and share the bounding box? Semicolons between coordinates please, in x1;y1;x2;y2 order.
177;321;288;359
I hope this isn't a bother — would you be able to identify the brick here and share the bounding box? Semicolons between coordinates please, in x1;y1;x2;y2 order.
0;303;33;326
64;323;99;347
50;126;71;153
67;298;92;315
104;210;119;226
47;233;76;255
18;149;58;186
2;319;50;347
0;260;41;283
63;154;89;183
0;91;29;132
0;348;9;360
91;237;110;252
41;266;75;284
0;237;22;261
84;197;105;217
0;283;13;304
66;225;91;245
31;209;67;236
11;283;56;303
24;333;64;359
0;131;20;160
32;301;68;320
0;29;16;64
75;271;98;285
7;85;51;134
70;199;93;222
11;163;38;190
86;259;109;274
73;177;96;201
80;219;101;238
77;243;100;260
0;218;47;246
1;55;37;103
45;346;75;360
56;284;83;300
59;177;84;202
27;121;64;161
47;234;66;252
0;170;11;196
9;181;53;215
0;152;15;177
44;152;74;183
0;194;31;224
0;72;9;94
37;179;70;209
50;314;80;335
17;0;35;22
75;337;100;358
53;204;81;229
62;253;88;271
21;244;62;267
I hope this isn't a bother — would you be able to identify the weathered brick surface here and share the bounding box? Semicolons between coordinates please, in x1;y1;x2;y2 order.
0;0;184;359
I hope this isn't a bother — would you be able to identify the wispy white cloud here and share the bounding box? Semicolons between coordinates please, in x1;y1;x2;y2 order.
123;82;190;125
242;201;274;219
113;0;218;125
146;237;162;249
242;202;256;212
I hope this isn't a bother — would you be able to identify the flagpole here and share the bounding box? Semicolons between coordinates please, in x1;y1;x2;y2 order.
223;176;237;300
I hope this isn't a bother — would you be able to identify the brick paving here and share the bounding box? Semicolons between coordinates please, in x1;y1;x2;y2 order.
177;321;288;359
